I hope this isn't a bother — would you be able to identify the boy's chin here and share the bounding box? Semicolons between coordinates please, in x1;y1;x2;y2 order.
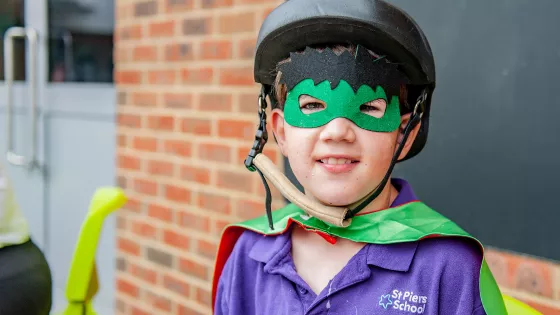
309;190;363;207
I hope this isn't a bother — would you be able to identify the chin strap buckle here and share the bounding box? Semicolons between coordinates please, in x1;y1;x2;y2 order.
245;88;269;172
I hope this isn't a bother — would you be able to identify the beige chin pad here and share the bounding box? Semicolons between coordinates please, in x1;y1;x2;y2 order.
253;154;351;228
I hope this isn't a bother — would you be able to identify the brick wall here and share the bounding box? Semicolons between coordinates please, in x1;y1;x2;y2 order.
113;1;560;314
114;0;284;314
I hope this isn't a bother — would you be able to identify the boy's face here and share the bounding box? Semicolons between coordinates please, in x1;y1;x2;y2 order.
271;87;420;207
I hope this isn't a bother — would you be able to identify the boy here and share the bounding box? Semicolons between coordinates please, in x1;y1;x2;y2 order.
212;0;507;314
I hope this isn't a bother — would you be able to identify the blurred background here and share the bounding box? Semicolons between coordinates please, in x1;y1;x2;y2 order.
0;0;558;314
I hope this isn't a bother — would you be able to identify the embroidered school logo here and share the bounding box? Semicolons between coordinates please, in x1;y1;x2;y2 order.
378;294;393;309
379;289;428;313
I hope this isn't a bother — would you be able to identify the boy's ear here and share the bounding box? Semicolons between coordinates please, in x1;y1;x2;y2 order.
270;108;288;157
396;113;422;160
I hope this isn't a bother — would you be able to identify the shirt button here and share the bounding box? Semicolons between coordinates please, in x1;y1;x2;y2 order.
298;286;308;294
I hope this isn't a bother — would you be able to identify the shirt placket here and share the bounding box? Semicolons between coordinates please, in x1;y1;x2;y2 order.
305;252;372;315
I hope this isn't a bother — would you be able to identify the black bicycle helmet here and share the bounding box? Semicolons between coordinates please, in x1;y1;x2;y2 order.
253;0;436;160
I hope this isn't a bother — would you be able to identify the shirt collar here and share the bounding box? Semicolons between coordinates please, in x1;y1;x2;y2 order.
249;178;420;266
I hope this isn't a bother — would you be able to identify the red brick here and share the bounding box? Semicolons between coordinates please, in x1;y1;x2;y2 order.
164;140;192;157
125;197;142;213
197;239;217;259
115;297;127;313
116;4;131;20
118;24;143;40
178;210;210;232
133;45;158;61
180;118;212;135
219;66;254;86
132;136;158;152
183;17;212;35
199;93;232;112
165;43;194;61
116;214;127;231
201;0;233;8
118;153;141;171
149;20;175;37
131;92;157;107
117;134;127;148
117;277;140;297
238;93;258;113
117;175;127;189
195;287;212;306
131;219;158;239
148;115;175;131
134;1;157;17
237;38;256;59
197;143;231;163
129;263;158;284
164;93;193;109
163;229;190;249
200;40;232;60
130;306;150;315
147;160;174;177
118;113;142;128
145;291;173;312
218;12;255;34
118;91;127;104
133;178;158;196
180;165;210;184
508;253;554;298
116;70;142;85
114;46;129;63
181;67;214;85
165;184;192;203
117;236;141;256
148;203;174;222
148;70;176;85
217;119;255;139
178;305;204;315
163;274;190;297
212;219;231;237
166;0;194;12
217;170;253;193
198;192;231;214
236;199;265;220
179;258;209;280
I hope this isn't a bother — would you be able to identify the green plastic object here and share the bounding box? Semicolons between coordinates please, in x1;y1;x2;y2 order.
56;187;127;315
503;294;543;315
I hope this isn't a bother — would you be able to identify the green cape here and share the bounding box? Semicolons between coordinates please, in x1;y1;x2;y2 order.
211;201;507;314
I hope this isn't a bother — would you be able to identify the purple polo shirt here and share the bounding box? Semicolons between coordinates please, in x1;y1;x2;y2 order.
215;178;486;314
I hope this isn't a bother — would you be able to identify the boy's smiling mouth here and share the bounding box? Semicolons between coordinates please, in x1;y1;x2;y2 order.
316;155;360;173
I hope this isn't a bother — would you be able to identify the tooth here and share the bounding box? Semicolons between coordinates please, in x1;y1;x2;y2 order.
321;159;327;164
337;159;347;165
345;160;352;164
328;157;336;165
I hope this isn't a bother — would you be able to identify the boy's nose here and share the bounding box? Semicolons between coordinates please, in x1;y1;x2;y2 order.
319;118;356;143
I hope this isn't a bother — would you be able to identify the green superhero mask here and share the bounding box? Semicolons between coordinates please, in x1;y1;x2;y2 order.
276;46;409;132
284;78;402;132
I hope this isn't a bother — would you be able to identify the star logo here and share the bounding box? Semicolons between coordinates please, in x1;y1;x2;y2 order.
379;294;393;309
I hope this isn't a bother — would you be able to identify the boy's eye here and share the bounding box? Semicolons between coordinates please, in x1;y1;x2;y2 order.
301;102;326;113
360;99;386;118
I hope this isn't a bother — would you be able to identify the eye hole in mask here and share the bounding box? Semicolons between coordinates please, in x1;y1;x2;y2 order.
298;95;388;119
